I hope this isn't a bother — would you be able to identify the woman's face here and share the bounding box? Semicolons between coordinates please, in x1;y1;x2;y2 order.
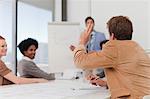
0;39;7;57
24;45;37;59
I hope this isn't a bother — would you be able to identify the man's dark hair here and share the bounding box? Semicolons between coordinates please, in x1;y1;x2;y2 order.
18;38;38;55
107;16;133;40
100;40;109;49
85;16;95;24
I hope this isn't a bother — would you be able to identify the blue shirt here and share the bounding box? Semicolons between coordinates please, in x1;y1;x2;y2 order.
85;30;106;78
87;30;106;52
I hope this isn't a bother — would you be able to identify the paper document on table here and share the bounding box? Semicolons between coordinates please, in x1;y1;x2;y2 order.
70;81;102;90
71;86;100;90
0;80;109;99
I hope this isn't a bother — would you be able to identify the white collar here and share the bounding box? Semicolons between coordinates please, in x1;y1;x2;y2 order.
22;56;33;62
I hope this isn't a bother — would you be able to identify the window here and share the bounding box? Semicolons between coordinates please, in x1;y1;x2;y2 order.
17;1;53;66
0;0;13;69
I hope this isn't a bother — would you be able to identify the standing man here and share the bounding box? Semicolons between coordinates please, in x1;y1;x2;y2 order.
85;16;106;52
84;16;106;78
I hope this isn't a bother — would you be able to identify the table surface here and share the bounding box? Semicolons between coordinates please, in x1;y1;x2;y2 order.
0;79;110;99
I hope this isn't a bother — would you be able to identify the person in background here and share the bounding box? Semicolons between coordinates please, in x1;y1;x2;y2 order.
100;40;109;51
18;38;55;80
95;39;109;78
0;36;47;85
84;16;106;79
73;16;150;98
88;40;109;88
85;16;106;51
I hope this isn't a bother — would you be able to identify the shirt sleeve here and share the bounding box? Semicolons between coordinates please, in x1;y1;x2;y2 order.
22;62;55;80
0;60;11;76
73;41;117;69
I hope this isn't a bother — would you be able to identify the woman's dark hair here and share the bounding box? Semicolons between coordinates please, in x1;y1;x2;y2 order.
100;40;109;49
18;38;38;55
107;16;133;40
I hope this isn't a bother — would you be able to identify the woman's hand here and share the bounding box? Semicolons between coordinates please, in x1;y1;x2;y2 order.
35;78;48;83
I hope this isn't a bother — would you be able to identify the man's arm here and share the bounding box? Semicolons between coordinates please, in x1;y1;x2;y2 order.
73;43;117;69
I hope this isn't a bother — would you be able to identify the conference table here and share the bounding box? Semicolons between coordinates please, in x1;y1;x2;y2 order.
0;79;110;99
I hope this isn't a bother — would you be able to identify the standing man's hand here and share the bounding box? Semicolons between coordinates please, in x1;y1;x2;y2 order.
79;23;94;45
69;45;75;51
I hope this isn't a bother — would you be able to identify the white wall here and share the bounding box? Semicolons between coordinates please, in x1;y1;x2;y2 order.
67;0;150;50
67;0;91;29
54;0;62;21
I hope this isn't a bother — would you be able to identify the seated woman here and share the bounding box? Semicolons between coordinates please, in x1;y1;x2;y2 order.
18;38;55;80
0;36;47;85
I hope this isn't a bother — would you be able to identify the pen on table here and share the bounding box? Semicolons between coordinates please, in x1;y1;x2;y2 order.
71;88;99;90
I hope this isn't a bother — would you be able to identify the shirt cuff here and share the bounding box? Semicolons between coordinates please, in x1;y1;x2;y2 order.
73;44;86;55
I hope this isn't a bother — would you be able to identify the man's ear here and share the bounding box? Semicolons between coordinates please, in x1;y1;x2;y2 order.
109;33;115;40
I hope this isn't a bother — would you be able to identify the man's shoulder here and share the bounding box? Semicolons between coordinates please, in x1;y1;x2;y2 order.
93;30;106;39
94;30;105;35
94;30;103;33
104;40;117;47
105;40;137;47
